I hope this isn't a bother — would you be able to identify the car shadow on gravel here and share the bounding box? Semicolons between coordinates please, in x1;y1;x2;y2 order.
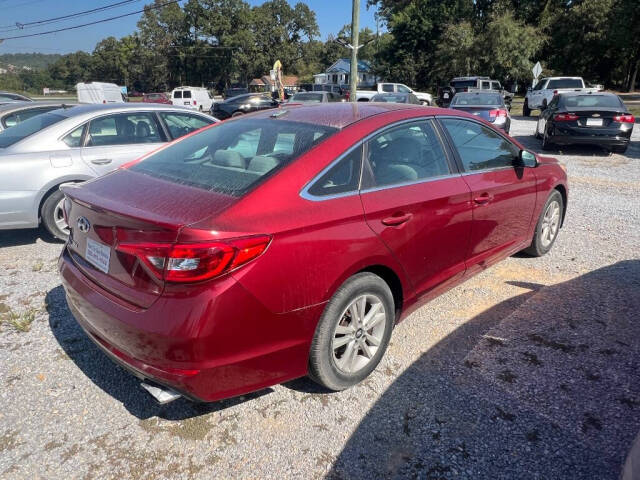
0;227;61;248
46;285;273;420
328;260;640;480
512;134;617;158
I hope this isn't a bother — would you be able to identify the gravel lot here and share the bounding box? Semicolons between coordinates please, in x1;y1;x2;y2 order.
1;117;639;479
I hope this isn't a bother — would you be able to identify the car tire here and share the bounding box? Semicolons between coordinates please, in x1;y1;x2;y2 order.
523;100;531;117
41;188;69;241
231;111;243;117
542;99;548;111
523;190;564;257
421;100;431;106
534;120;541;139
308;272;395;391
611;145;628;154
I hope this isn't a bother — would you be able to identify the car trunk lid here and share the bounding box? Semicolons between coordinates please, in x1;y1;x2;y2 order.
62;169;238;308
559;107;624;128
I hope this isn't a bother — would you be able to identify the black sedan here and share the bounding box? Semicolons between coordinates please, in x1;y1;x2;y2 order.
370;92;421;105
448;92;511;134
535;92;634;153
211;93;279;120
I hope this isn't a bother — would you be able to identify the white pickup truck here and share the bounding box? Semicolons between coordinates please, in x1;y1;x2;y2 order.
524;76;599;116
356;83;433;105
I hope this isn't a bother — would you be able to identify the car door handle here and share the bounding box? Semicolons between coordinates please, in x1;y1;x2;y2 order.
382;213;413;226
473;193;493;205
91;158;112;165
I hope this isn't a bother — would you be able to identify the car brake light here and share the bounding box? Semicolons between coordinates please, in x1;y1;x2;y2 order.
193;100;197;105
116;235;271;283
613;114;635;123
553;90;558;96
489;109;508;118
554;113;579;122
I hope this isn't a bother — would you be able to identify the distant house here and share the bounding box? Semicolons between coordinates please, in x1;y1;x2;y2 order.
249;75;299;93
0;68;7;75
314;58;377;87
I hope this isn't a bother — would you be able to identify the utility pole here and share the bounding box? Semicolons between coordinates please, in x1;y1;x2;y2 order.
349;0;360;103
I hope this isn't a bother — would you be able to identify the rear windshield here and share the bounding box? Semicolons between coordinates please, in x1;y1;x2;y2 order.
292;93;324;103
547;78;583;89
371;94;407;103
561;95;623;109
451;93;502;106
130;119;337;196
451;80;477;89
0;112;66;148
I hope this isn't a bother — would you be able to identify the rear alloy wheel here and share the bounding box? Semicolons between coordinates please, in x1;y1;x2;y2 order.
523;100;531;117
308;273;394;391
231;111;244;117
41;188;69;241
524;190;563;257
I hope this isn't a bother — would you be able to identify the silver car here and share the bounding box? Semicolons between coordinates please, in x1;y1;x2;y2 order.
0;101;77;132
0;103;217;239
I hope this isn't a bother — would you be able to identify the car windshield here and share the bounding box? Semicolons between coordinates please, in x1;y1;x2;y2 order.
291;93;324;103
130;119;337;196
451;93;502;106
561;95;623;108
371;94;407;103
547;78;583;89
0;112;66;148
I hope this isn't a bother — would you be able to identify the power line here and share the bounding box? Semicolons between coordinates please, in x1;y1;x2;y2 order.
0;0;181;42
0;0;144;32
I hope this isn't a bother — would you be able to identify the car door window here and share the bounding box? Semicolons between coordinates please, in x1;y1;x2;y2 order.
482;81;491;89
62;124;86;147
441;118;519;172
159;112;213;139
365;121;450;188
491;81;501;90
381;84;393;93
307;145;363;197
397;85;410;93
86;113;162;146
183;90;192;99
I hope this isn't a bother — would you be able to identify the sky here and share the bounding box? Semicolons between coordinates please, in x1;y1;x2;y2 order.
0;0;380;54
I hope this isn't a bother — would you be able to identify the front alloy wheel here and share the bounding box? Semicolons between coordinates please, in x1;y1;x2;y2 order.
524;190;564;256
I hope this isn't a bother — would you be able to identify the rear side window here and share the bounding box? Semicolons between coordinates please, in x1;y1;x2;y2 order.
561;95;623;109
441;118;519;171
491;82;501;90
0;112;65;148
365;121;450;188
130;119;337;196
481;81;491;89
183;91;192;99
159;112;214;139
307;145;363;197
62;124;86;147
547;79;583;89
86;113;163;146
2;106;60;129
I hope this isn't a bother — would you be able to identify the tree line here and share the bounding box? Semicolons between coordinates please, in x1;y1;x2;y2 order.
0;0;637;95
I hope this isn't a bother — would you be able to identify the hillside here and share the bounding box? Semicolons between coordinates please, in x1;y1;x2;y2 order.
0;53;61;70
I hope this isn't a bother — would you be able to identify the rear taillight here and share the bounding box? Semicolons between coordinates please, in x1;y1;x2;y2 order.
489;109;508;118
554;113;579;122
553;90;558;96
193;100;197;105
116;235;271;283
613;114;635;123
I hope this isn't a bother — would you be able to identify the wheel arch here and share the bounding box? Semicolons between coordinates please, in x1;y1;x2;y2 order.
356;264;404;321
553;183;568;228
36;176;91;221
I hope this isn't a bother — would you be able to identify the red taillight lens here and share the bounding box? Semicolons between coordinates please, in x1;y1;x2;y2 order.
613;114;635;123
553;90;558;96
193;100;197;105
554;113;579;122
116;236;271;283
489;109;508;118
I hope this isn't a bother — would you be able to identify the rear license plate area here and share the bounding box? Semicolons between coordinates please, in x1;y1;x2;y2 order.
586;118;603;127
85;238;111;274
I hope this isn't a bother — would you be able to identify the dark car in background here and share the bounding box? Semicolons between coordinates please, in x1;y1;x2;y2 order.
449;92;511;134
0;91;33;104
0;101;76;132
142;93;171;104
211;93;279;119
535;92;634;153
224;87;249;99
370;92;421;105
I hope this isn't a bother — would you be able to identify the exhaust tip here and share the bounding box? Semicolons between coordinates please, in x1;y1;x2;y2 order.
141;382;181;404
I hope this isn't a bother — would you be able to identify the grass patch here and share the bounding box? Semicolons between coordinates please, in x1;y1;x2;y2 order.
0;307;38;332
31;260;44;272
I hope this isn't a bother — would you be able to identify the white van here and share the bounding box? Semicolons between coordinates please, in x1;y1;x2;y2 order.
171;86;213;111
76;82;125;104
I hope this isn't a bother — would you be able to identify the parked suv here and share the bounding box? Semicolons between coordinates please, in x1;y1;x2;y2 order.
437;77;512;109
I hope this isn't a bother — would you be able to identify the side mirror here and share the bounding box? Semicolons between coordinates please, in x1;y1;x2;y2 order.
519;150;538;168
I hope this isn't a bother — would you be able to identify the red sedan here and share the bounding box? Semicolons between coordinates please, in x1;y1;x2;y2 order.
58;103;568;403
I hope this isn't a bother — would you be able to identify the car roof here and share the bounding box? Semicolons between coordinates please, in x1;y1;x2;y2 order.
247;102;429;129
51;102;201;118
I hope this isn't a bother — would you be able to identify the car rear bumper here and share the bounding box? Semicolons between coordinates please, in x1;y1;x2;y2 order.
58;247;320;402
549;133;630;148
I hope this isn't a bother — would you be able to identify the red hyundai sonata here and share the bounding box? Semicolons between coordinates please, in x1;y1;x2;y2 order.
58;103;568;403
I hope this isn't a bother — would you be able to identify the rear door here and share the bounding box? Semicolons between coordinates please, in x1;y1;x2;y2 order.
80;112;166;175
439;117;537;272
359;119;472;296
